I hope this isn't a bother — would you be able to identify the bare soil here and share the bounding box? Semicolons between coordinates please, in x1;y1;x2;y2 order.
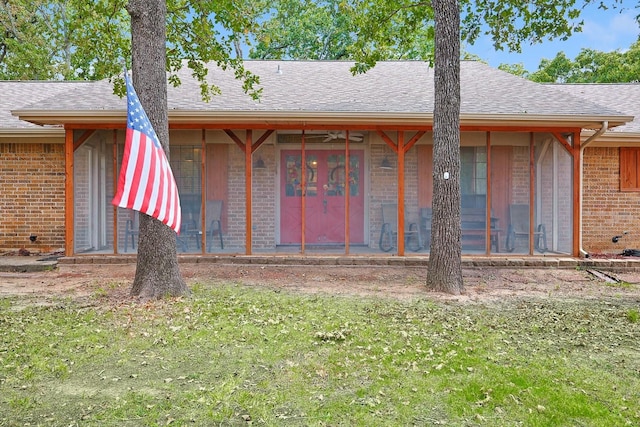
2;262;640;304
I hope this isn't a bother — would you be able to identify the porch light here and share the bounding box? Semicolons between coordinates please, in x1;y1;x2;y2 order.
254;156;266;169
380;157;393;170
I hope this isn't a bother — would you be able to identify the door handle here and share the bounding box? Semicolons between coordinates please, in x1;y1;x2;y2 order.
323;199;327;214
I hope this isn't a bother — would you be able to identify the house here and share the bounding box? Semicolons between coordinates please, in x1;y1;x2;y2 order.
1;61;637;258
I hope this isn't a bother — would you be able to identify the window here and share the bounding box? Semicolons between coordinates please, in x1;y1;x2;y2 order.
461;147;487;191
620;147;640;191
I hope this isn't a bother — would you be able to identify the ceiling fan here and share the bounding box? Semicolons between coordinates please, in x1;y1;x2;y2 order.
307;131;364;142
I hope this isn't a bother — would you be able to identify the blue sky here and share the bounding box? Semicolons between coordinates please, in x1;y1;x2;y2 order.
465;4;639;71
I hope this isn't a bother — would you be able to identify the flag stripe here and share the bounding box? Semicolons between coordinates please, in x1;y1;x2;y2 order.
112;71;181;234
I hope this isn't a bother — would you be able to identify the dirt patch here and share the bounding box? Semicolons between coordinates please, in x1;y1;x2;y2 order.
2;262;640;304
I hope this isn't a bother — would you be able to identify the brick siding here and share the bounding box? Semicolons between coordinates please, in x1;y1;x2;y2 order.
0;142;66;253
583;146;640;254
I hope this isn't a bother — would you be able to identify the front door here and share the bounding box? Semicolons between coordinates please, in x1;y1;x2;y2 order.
280;150;365;245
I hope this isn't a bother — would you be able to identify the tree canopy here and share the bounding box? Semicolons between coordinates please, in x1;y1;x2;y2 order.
500;38;640;83
3;0;620;82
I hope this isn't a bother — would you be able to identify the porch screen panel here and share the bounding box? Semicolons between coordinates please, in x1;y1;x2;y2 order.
460;146;488;254
205;141;230;254
535;136;573;254
403;138;423;254
172;143;203;254
502;139;531;254
417;144;433;253
373;139;400;254
74;130;116;255
490;145;513;255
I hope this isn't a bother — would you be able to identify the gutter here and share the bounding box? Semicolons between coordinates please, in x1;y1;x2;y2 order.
579;121;608;258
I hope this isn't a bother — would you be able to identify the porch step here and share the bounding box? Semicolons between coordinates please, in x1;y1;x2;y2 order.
56;255;640;270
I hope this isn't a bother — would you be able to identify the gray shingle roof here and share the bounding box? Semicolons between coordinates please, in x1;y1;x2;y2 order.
552;83;640;133
3;61;633;127
0;81;91;129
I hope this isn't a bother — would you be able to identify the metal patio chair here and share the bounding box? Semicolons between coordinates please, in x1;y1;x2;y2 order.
506;204;547;252
379;203;421;252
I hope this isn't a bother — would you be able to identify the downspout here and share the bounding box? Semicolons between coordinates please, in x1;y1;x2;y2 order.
579;121;608;258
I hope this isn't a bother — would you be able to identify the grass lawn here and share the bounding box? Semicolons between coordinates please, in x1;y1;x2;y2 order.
1;281;639;426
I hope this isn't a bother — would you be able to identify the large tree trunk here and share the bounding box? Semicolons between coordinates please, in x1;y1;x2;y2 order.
427;0;463;294
127;0;188;299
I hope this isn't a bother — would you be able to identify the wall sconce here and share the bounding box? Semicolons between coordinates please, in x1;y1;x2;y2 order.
254;156;266;169
380;157;393;170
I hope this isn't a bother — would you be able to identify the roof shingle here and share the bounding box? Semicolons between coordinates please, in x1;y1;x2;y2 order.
2;61;632;128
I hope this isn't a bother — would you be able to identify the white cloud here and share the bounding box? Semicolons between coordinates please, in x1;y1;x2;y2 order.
581;10;639;50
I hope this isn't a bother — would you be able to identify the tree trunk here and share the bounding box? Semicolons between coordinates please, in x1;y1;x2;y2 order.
426;0;463;294
127;0;188;299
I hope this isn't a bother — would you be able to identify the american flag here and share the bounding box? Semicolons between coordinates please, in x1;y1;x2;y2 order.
112;71;181;234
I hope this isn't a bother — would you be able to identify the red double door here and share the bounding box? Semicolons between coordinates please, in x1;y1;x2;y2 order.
280;150;365;245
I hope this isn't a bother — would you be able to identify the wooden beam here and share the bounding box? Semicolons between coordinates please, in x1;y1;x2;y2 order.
112;130;119;253
63;121;585;135
486;132;491;255
301;131;306;254
200;129;207;252
404;131;426;153
251;129;274;154
376;130;399;153
223;129;246;151
397;130;405;256
552;131;573;154
345;131;350;255
73;129;96;151
64;128;74;256
379;131;398;152
573;130;581;257
529;133;535;255
245;129;253;254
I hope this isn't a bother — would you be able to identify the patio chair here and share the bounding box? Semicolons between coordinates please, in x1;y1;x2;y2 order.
205;199;224;251
506;204;547;253
379;203;421;252
124;212;139;252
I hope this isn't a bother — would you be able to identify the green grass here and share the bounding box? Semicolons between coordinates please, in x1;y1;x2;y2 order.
1;283;639;426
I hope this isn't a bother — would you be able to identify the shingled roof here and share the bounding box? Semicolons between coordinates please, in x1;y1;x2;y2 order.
552;83;640;134
0;81;82;133
6;61;633;129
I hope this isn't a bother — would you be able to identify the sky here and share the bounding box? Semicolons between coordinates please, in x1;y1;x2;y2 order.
464;3;640;71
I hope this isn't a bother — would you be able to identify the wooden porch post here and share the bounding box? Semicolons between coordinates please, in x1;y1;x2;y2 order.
397;131;406;255
245;130;253;254
112;130;119;253
301;131;306;254
64;128;74;256
200;129;206;252
485;132;492;254
529;132;535;255
573;129;581;257
345;131;350;254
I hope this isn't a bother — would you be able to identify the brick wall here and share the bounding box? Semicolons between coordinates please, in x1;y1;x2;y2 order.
583;146;640;254
227;143;247;250
512;146;530;204
0;142;66;253
251;145;276;250
369;143;398;247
